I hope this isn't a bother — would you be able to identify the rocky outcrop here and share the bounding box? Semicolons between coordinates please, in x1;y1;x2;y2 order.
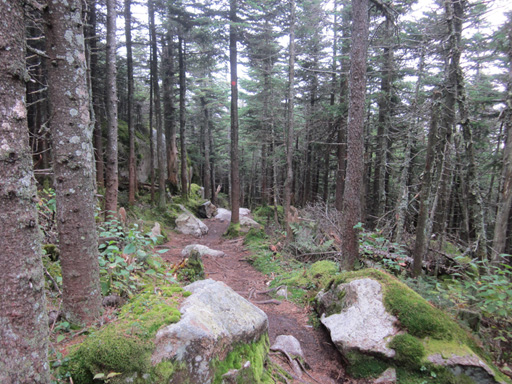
152;279;269;384
317;278;399;358
181;244;225;258
316;271;508;384
198;201;217;219
239;216;262;232
175;208;208;237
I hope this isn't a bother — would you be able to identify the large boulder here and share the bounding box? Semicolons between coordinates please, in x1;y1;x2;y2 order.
315;270;508;384
198;201;217;219
239;216;262;232
152;279;269;384
176;209;208;237
317;278;399;358
214;207;252;222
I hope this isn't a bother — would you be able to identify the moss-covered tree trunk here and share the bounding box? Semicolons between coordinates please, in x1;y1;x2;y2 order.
0;2;50;381
45;0;102;323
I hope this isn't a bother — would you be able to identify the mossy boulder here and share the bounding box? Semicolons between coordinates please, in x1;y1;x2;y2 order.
63;280;271;384
152;279;270;384
316;269;510;384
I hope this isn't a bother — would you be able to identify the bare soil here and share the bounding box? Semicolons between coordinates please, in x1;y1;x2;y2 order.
160;217;371;384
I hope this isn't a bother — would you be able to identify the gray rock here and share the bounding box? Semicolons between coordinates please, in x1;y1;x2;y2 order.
428;353;503;384
152;279;268;384
215;208;232;222
176;209;208;238
317;278;399;358
214;208;252;222
239;216;261;232
198;201;217;219
374;368;396;384
182;244;225;258
270;335;304;361
151;222;161;238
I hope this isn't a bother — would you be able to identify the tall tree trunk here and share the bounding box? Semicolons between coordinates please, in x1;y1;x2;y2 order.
149;42;155;203
125;0;136;205
341;0;369;268
149;0;166;207
412;92;441;277
334;3;351;212
201;97;212;199
394;45;425;243
105;0;119;215
0;2;49;380
230;0;240;224
372;16;394;226
179;34;188;199
492;18;512;261
284;0;296;241
45;0;102;322
86;0;104;189
163;31;179;194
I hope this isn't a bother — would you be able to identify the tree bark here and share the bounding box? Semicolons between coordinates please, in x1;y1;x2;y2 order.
492;17;512;261
149;0;166;207
412;92;442;277
163;31;179;195
45;0;102;322
105;0;119;215
125;0;136;205
341;0;369;269
284;0;296;241
179;34;188;199
0;2;50;381
230;0;240;224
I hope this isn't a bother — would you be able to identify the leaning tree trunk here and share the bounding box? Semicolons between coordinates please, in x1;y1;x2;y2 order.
125;0;136;205
0;2;49;381
230;0;240;224
45;0;102;322
341;0;370;269
104;0;119;215
284;0;296;242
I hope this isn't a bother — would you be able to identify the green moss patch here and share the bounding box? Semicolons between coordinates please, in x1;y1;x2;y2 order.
345;351;389;378
224;223;242;238
63;284;187;383
212;334;272;384
253;205;284;225
271;260;339;304
389;334;425;368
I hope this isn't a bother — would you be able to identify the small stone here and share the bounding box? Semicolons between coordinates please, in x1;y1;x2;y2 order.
271;335;304;361
374;368;396;384
182;244;225;258
151;222;161;238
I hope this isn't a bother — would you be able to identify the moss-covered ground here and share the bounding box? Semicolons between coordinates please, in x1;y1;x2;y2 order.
61;284;188;384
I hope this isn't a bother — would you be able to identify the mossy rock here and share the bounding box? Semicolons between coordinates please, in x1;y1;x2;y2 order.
62;285;186;383
323;269;510;384
177;250;205;283
211;334;272;384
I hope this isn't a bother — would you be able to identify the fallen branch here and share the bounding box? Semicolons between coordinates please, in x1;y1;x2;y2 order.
252;299;281;305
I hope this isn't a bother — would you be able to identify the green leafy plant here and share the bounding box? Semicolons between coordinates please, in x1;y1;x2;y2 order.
97;219;171;297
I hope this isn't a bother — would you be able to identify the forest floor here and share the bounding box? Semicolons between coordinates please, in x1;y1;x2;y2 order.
159;216;371;384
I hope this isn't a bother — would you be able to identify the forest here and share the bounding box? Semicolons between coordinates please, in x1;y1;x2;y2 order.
1;0;512;382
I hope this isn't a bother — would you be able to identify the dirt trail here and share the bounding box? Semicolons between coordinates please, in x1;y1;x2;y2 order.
160;217;369;384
